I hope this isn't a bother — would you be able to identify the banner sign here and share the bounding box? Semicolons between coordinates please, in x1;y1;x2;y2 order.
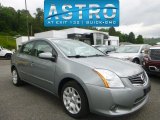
44;0;119;27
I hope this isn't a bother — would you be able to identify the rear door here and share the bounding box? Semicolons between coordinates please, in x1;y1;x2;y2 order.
16;41;35;82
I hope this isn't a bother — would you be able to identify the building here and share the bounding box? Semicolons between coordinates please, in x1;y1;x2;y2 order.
16;28;119;49
157;42;160;45
16;36;34;49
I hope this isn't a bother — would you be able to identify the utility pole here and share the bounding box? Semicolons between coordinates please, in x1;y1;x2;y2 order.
25;0;30;41
31;24;33;36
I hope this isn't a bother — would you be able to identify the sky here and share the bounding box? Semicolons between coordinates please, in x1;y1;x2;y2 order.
1;0;160;38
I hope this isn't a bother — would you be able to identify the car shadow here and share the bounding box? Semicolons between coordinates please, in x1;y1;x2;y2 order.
21;83;63;108
149;74;160;84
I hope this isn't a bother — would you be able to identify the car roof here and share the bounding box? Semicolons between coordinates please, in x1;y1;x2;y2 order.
125;44;148;46
47;38;73;41
24;38;75;43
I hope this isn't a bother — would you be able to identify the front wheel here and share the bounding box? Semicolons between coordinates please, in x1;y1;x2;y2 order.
61;81;89;118
133;59;140;64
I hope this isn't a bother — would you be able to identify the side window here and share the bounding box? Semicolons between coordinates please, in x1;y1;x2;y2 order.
21;42;34;55
33;41;55;57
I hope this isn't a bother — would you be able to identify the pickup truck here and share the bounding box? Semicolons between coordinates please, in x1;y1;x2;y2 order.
143;45;160;75
0;46;13;59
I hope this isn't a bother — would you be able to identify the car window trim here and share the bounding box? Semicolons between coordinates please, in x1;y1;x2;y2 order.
32;40;58;58
20;41;36;56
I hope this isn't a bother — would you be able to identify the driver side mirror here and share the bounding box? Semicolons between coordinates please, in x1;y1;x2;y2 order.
39;52;56;62
105;51;109;54
141;50;145;53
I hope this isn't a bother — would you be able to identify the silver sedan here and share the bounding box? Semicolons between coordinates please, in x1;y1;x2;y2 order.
11;38;151;118
108;44;151;64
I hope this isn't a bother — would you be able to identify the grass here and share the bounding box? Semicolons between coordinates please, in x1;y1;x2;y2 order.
0;35;16;50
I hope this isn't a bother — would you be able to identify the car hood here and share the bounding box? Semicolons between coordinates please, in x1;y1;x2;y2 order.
108;53;138;59
70;56;143;77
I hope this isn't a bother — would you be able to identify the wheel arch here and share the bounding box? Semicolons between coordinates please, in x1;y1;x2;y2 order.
133;57;140;63
57;77;90;110
5;53;12;57
58;77;86;97
11;65;16;72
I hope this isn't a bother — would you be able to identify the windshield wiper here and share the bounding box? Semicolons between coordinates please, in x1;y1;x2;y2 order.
68;55;87;58
88;54;105;57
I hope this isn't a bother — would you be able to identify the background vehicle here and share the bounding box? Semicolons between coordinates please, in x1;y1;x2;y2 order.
108;44;151;64
0;46;13;59
94;45;117;54
11;39;150;118
143;45;160;75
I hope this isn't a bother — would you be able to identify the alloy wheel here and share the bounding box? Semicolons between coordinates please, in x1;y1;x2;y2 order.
12;70;18;84
63;87;81;114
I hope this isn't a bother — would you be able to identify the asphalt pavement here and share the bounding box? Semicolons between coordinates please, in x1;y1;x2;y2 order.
0;60;160;120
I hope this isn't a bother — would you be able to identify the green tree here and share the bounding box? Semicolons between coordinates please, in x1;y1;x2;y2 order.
136;35;144;44
32;8;44;33
0;5;33;35
128;32;136;43
109;27;117;36
119;34;129;42
99;28;109;32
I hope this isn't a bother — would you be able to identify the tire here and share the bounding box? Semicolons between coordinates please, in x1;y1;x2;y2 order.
5;54;12;60
12;68;24;86
61;81;89;118
133;59;140;64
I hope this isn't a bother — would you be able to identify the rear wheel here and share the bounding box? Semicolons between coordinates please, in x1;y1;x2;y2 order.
12;68;24;86
61;81;89;118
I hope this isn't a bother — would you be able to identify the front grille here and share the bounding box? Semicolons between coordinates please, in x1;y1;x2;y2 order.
128;72;146;85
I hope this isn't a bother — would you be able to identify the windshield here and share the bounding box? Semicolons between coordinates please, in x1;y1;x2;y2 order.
97;46;115;51
149;49;160;60
53;40;105;57
116;46;140;53
97;47;107;52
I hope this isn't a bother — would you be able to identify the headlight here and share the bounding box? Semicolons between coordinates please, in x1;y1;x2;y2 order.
94;69;125;88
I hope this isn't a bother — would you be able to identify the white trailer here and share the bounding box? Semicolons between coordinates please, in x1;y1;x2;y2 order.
105;36;119;46
16;36;34;49
16;28;119;49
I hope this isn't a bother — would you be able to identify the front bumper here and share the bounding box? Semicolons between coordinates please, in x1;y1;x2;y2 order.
85;78;150;117
143;66;160;74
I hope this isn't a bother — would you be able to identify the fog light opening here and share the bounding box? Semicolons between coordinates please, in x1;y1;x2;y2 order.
149;66;159;72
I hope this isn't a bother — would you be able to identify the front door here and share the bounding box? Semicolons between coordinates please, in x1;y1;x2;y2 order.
30;41;57;92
